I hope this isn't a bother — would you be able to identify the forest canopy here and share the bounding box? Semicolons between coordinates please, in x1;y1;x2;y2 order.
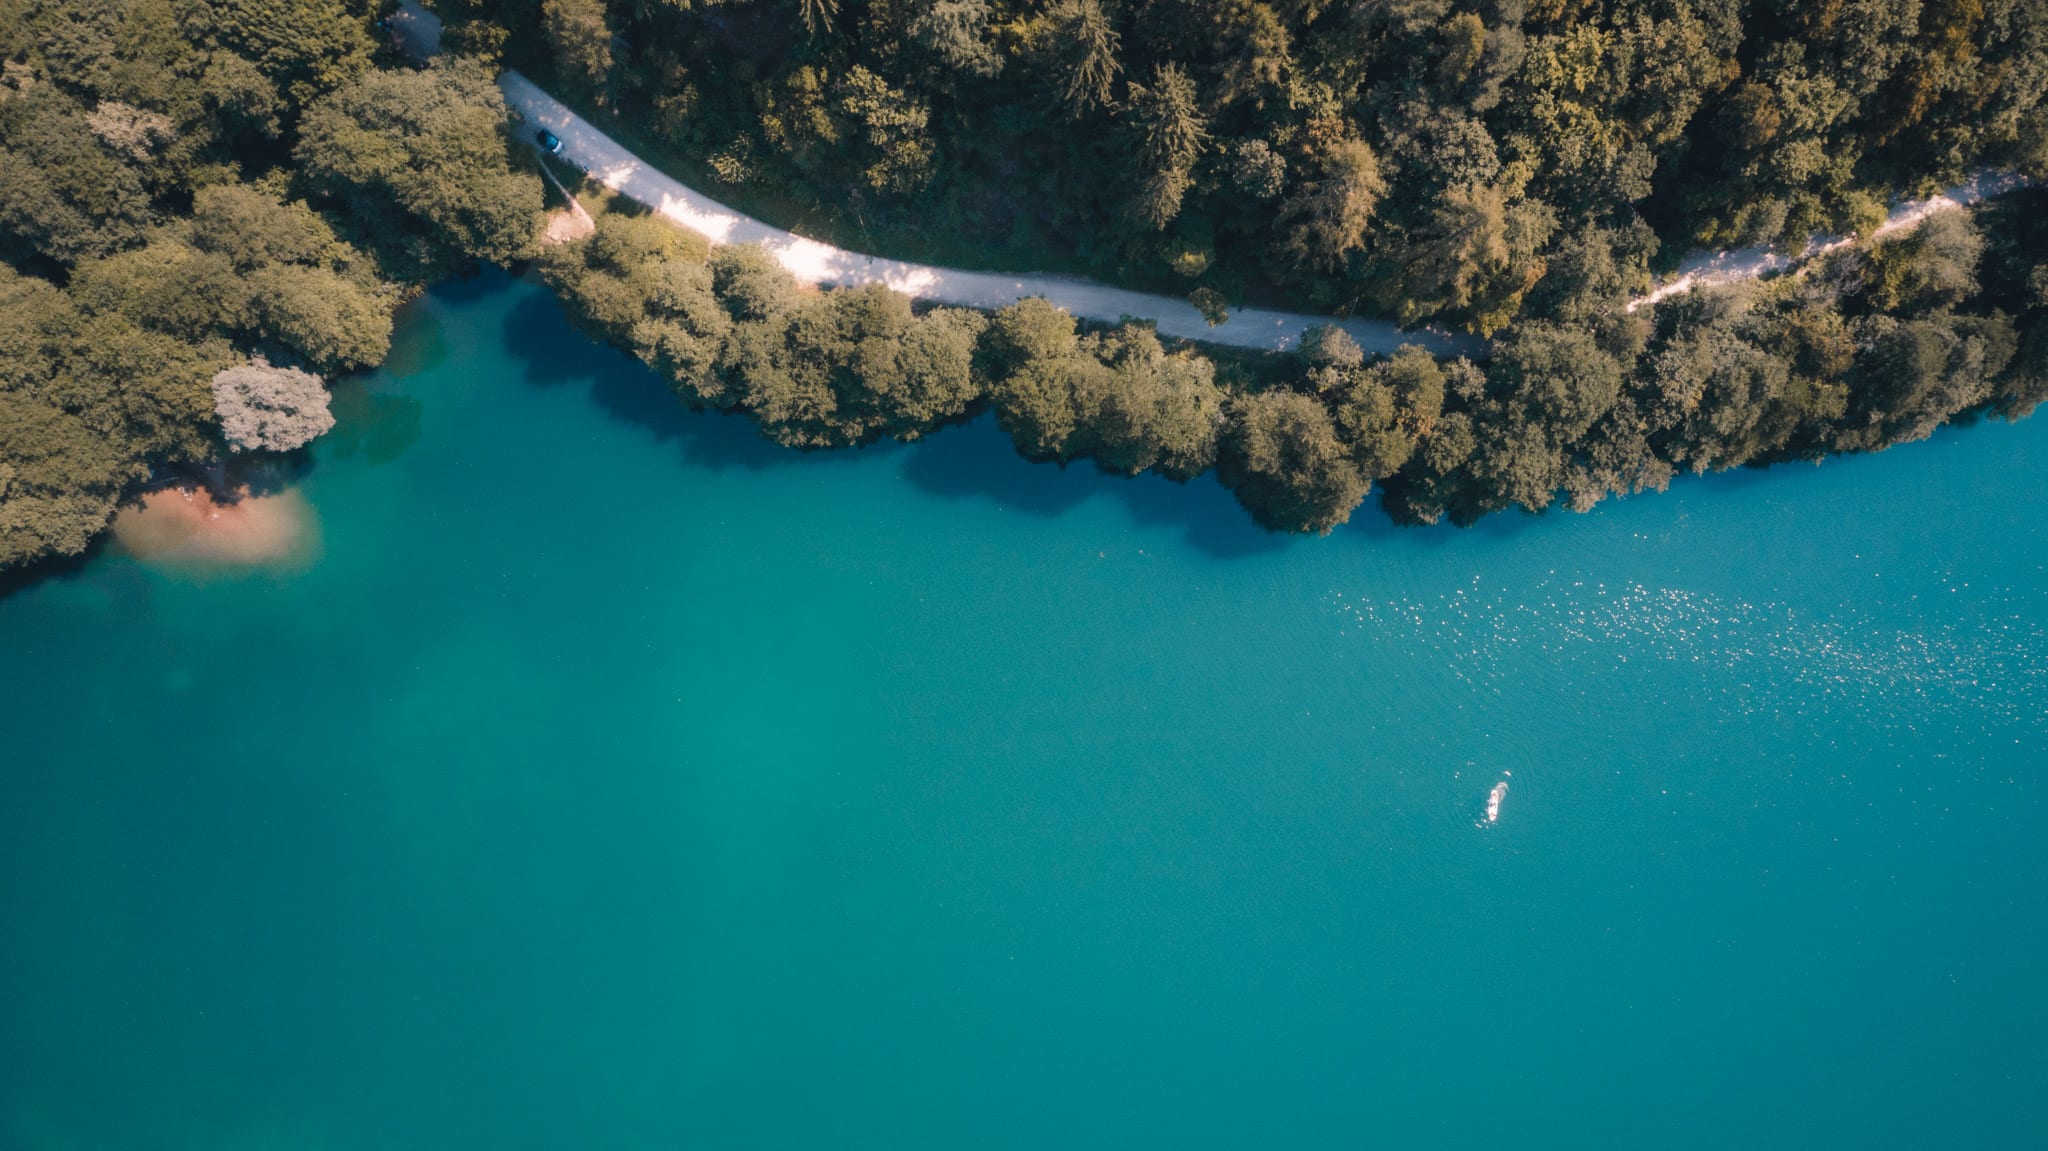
0;0;544;569
447;0;2048;334
541;197;2048;534
435;0;2048;531
4;0;2048;572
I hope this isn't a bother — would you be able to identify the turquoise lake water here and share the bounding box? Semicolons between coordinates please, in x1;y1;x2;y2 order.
3;272;2044;1148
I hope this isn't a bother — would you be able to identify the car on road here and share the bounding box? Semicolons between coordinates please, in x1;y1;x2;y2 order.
537;129;564;156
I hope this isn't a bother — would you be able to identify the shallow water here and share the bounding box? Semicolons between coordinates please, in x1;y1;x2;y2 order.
3;271;2043;1149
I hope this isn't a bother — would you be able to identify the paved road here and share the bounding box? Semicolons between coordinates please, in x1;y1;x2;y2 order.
495;73;1478;357
396;1;2025;352
388;0;441;58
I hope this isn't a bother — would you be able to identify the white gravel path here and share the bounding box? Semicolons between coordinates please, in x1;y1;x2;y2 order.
393;0;2028;352
494;72;1478;357
1628;171;2033;311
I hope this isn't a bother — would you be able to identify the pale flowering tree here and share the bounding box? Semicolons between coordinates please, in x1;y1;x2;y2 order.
211;360;335;452
85;101;176;163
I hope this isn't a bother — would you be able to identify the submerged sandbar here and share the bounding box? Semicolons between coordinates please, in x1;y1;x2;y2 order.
113;485;319;571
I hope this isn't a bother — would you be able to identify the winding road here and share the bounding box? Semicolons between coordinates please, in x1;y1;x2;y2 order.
498;72;1477;356
391;0;1471;355
390;0;2026;356
1629;171;2034;311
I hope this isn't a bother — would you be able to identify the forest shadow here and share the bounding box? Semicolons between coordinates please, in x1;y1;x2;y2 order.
498;284;892;473
499;282;593;390
902;417;1565;558
490;277;1576;558
0;538;109;604
430;265;518;306
495;275;1291;552
899;416;1291;560
1338;486;1556;550
325;380;426;467
232;450;318;498
380;300;449;379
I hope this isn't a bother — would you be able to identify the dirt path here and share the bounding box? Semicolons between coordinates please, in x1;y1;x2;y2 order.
536;160;596;245
1629;171;2033;311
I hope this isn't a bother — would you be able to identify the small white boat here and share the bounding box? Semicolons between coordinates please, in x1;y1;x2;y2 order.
1484;780;1509;823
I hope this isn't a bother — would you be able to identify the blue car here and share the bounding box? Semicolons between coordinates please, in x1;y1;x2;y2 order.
536;129;564;156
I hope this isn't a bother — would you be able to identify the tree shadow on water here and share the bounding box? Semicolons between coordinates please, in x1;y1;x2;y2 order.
430;266;521;307
489;281;1498;559
586;359;845;473
0;540;108;604
900;416;1291;560
231;450;317;498
501;287;597;391
326;381;426;467
380;303;449;379
1337;490;1545;552
497;284;888;473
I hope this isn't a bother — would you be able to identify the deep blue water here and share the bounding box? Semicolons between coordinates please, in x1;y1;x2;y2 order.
2;272;2043;1148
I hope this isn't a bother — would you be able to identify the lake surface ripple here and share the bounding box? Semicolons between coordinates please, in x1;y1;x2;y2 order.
2;272;2042;1149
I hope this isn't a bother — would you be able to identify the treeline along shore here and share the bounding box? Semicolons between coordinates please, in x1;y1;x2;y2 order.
3;0;2047;573
540;201;2048;533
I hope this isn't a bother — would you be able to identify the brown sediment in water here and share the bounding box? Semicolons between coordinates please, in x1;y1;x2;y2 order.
113;485;320;570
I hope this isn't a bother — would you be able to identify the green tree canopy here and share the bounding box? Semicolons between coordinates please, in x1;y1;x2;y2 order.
295;58;545;275
1219;389;1369;534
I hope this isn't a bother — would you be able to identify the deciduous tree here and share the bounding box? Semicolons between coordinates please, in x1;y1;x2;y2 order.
211;360;334;453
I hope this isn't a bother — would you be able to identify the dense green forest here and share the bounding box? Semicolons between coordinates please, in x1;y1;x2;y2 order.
490;0;2048;530
456;0;2048;327
541;196;2048;532
3;0;2047;571
0;0;543;568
